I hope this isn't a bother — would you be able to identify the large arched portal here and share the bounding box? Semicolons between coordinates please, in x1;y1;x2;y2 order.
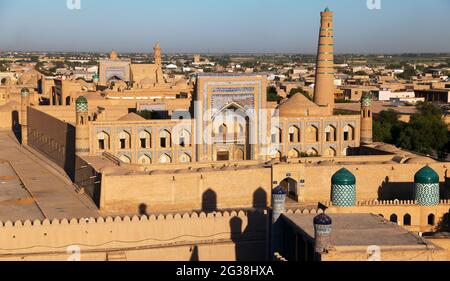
212;103;250;161
280;177;298;200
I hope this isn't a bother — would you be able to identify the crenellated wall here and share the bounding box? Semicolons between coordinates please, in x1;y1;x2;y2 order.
0;209;269;261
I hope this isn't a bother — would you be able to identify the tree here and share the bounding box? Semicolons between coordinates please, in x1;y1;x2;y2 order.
396;66;416;80
373;110;402;143
397;102;448;157
374;103;449;159
267;86;282;102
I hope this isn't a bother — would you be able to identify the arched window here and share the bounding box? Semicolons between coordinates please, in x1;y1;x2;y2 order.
428;214;435;226
139;130;151;149
218;124;228;143
118;131;131;150
306;125;318;143
271;150;282;160
159;153;172;164
234;149;244;160
179;153;191;163
343;125;355;141
138;155;152;165
271;127;282;144
306;148;318;157
288;149;300;158
390;214;398;223
403;214;411;226
323;147;336;157
288;126;300;143
160;130;171;148
178;130;190;147
325;125;336;142
119;155;131;164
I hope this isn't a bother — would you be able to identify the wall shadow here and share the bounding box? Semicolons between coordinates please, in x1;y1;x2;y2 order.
377;177;414;200
230;188;268;261
139;203;148;216
64;124;76;181
189;245;199;261
11;110;21;142
377;176;449;201
201;188;217;213
252;187;267;209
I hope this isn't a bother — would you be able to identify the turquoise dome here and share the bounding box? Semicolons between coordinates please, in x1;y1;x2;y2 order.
324;7;331;12
75;96;88;112
21;88;30;97
414;166;439;184
332;168;356;185
361;92;373;107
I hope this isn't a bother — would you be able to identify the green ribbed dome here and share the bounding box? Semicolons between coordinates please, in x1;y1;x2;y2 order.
361;92;373;107
75;96;88;112
414;166;439;184
21;88;30;97
93;73;99;80
324;7;331;12
332;168;356;185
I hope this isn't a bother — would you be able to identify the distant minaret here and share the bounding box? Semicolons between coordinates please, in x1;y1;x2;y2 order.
313;7;335;114
154;42;164;84
154;42;162;66
360;92;373;145
20;88;30;145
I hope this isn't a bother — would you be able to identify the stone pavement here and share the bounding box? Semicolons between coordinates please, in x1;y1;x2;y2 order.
0;131;99;221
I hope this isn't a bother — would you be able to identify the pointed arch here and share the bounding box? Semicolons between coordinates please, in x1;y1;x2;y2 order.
118;130;131;149
138;154;152;165
325;125;336;142
179;153;191;163
287;148;300;158
306;125;319;143
139;130;151;149
119;155;131;164
159;130;171;148
159;153;172;164
288;126;300;143
97;131;110;150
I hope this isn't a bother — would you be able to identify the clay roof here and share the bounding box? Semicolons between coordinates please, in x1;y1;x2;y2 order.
277;93;319;117
117;112;146;122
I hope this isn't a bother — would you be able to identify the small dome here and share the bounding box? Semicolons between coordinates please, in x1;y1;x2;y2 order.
314;213;332;225
414;166;439;184
75;96;88;112
272;186;287;195
324;7;331;12
21;88;30;96
331;168;356;185
361;92;373;107
93;73;99;81
405;156;436;164
109;50;118;60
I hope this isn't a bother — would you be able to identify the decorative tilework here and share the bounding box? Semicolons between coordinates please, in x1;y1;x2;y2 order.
415;183;439;206
331;184;356;206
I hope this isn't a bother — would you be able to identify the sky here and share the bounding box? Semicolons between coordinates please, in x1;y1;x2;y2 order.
0;0;449;54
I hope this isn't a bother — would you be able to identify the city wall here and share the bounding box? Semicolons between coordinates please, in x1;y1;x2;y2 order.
0;210;268;261
99;167;272;213
27;106;76;179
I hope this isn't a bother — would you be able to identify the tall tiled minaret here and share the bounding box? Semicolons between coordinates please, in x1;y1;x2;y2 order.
313;7;335;114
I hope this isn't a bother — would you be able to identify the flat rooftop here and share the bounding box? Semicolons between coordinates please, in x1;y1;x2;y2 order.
282;213;436;248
